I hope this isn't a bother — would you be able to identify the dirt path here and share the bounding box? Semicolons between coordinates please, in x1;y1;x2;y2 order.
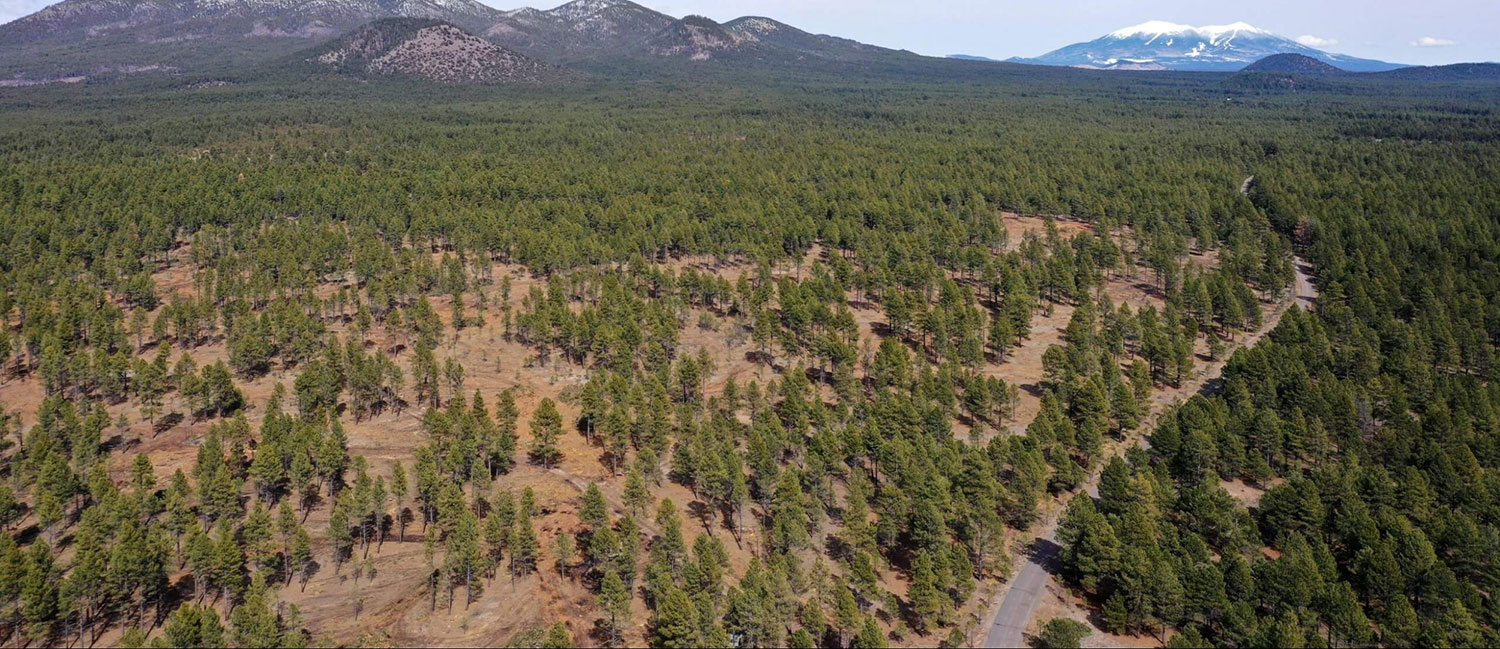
976;257;1317;648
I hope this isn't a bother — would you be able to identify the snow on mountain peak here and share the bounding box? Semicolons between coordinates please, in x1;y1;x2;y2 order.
1108;21;1194;39
1109;21;1270;41
1198;22;1269;38
547;0;626;21
732;17;782;35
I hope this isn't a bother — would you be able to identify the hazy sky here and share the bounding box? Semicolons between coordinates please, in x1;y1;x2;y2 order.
0;0;1493;65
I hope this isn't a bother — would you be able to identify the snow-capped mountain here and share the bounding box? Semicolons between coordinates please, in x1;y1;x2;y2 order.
1013;21;1403;72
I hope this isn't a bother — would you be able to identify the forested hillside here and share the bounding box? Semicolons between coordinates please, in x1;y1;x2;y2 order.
0;69;1496;648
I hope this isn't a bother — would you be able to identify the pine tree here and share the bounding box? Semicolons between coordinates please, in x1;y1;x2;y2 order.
214;528;246;602
229;579;283;648
492;389;520;475
651;586;700;648
21;540;59;645
510;505;539;577
654;498;686;569
118;628;150;649
529;398;563;469
604;406;630;475
834;587;860;647
541;622;573;648
445;510;484;608
1036;618;1090;648
908;551;945;633
581;482;609;531
329;504;352;572
163;603;226;648
443;356;465;400
597;570;631;647
390;461;410;541
411;341;441;408
789;629;817;649
319;419;350;496
1102;592;1129;634
552;531;574;576
850;617;888;649
292;528;314;590
1057;495;1120;596
623;466;653;516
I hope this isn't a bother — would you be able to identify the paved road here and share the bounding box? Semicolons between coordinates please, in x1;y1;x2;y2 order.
985;521;1064;647
979;257;1317;648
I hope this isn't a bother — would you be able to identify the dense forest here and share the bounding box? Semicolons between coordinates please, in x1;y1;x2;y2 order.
0;69;1496;648
1054;102;1500;647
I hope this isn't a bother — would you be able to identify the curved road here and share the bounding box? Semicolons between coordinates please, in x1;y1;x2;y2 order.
979;256;1317;648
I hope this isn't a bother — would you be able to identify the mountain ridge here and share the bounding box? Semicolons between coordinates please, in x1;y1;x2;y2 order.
482;0;673;62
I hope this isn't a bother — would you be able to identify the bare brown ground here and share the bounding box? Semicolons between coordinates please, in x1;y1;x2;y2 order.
999;212;1092;250
1220;478;1270;509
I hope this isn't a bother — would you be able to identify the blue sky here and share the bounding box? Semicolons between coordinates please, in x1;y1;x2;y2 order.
1;0;1493;65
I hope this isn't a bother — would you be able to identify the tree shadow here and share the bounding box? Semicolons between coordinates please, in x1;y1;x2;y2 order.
12;522;40;546
804;366;835;386
300;492;324;522
1028;538;1064;576
588;618;621;648
743;350;778;369
153;412;184;435
1198;376;1226;397
301;559;322;592
822;534;851;561
101;434;129;455
686;499;716;534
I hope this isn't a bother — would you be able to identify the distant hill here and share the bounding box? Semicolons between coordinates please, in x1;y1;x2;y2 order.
1372;62;1500;81
948;54;1000;62
305;18;554;83
1241;53;1344;75
1013;21;1403;72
